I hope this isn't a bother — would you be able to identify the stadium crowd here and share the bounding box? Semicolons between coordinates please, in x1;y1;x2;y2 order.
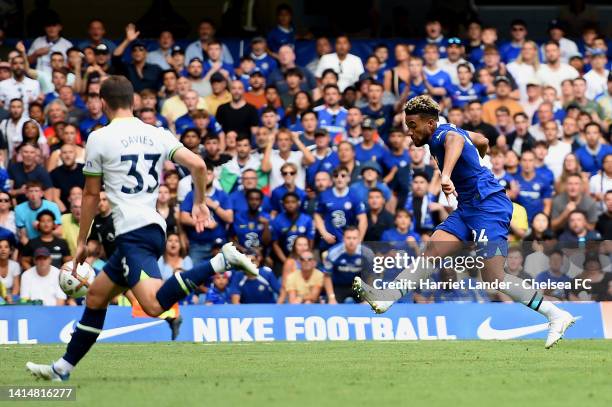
0;4;611;307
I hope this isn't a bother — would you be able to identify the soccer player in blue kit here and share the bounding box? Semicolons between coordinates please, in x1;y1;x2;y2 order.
354;95;576;349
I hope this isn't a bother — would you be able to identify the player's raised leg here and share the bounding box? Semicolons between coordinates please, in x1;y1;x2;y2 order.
26;271;125;381
354;229;463;313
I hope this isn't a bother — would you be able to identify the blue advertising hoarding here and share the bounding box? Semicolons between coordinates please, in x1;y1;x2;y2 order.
0;302;607;344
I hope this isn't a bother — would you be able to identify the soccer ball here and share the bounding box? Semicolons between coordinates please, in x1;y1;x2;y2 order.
59;262;95;298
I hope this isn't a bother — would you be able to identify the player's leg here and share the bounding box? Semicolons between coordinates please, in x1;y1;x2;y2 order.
124;225;258;317
355;225;465;313
27;268;126;381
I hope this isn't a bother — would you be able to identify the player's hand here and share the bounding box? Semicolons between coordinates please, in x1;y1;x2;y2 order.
73;242;88;277
440;175;457;198
192;203;212;233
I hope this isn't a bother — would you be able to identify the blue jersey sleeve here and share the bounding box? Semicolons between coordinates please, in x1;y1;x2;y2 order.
352;193;366;215
305;216;315;240
218;191;232;210
541;179;552;199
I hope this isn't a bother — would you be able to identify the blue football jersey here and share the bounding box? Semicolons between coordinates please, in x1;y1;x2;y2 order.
270;212;315;255
514;172;552;222
180;189;232;245
428;123;503;205
447;83;487;108
354;142;388;164
314;105;348;139
323;243;375;286
306;150;340;187
499;42;522;64
228;190;272;214
229;267;279;303
424;68;452;101
380;148;411;174
316;188;366;242
232;210;271;250
269;185;307;213
174;113;223;136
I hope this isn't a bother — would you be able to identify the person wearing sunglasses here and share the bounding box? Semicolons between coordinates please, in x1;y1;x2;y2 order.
499;19;529;64
439;38;473;86
285;249;323;304
314;166;366;251
269;162;306;217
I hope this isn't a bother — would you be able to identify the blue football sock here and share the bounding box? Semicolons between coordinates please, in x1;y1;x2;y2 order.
156;261;215;310
62;307;107;366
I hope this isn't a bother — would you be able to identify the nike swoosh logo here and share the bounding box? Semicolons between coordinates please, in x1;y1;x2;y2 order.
60;319;166;343
477;316;581;340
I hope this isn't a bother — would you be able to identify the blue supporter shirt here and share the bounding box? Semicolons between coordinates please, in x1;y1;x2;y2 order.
228;190;272;214
204;285;230;304
428;123;503;205
231;210;271;250
354;142;388;164
250;53;278;77
380;149;411;174
447;83;487;108
79;114;109;141
180;189;232;245
408;80;427;99
269;185;307;213
174;113;223;135
15;200;62;239
270;212;315;255
575;144;612;175
535;165;555;187
316;188;366;244
267;26;295;52
229;267;279;303
349;181;391;207
514;172;552;222
323;243;375;286
314;105;348;139
203;60;235;77
535;270;571;299
305;150;339;187
424;68;452;101
416;37;447;58
499;42;522;63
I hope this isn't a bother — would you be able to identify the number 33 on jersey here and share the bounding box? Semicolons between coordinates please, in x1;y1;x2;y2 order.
83;117;183;236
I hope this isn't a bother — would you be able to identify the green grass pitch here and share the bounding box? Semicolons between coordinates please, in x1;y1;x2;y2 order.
2;340;611;407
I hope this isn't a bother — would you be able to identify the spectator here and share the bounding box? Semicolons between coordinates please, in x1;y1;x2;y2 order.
543;121;572;179
382;208;421;248
385;44;411;98
231;248;279;304
216;80;259;136
269;163;306;216
267;4;296;55
185;19;233;65
422;43;451;101
203;133;232;168
50;143;85;213
314;84;348;140
354;118;386;163
185;58;211;97
506;112;536;155
463;100;499;146
555;152;589;195
219;135;265;193
595;190;612;240
404;171;447;234
528;101;558;141
537;40;579;94
439;38;472;85
314;166;367;250
447;63;487;109
244;71;267;109
0;238;19;303
285;249;324;304
156;185;178;235
27;16;72;74
589;154;612;208
0;192;15;234
504;247;532;280
269;45;318;96
9;144;53;203
21;209;70;270
88;191;115;259
322;226;374;303
568;78;604;121
316;35;364;92
500;19;529;64
350;161;391;206
180;164;233;264
79;94;108;140
262;128;314;190
249;37;277;77
305;128;338;187
60;197;80;256
415;17;447;57
204;272;231;305
551;173;600;232
19;247;66;305
231;189;271;251
542;20;579;64
285;91;313;133
78;19;115;54
506;41;540;102
270;191;314;261
364;188;394;241
0;55;41;110
360;82;394;140
584;49;609;101
482;76;524;126
157;232;194;281
596;74;612;132
514;150;552;222
0;99;28;164
575;122;612;176
306;36;332;76
111;25;162;92
277;235;311;299
46;123;85;172
146;30;175;70
535;249;571;300
481;45;519;97
490;147;514;188
559;210;601;244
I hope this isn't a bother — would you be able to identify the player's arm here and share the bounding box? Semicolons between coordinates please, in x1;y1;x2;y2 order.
172;147;210;233
467;131;489;158
74;176;102;266
441;131;464;196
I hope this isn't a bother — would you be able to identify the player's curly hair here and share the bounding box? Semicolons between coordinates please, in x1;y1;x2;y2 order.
403;95;440;120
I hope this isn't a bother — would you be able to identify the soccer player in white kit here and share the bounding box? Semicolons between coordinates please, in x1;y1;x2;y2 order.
26;76;258;381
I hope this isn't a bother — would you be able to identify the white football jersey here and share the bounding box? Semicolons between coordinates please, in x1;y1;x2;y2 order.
83;117;183;236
